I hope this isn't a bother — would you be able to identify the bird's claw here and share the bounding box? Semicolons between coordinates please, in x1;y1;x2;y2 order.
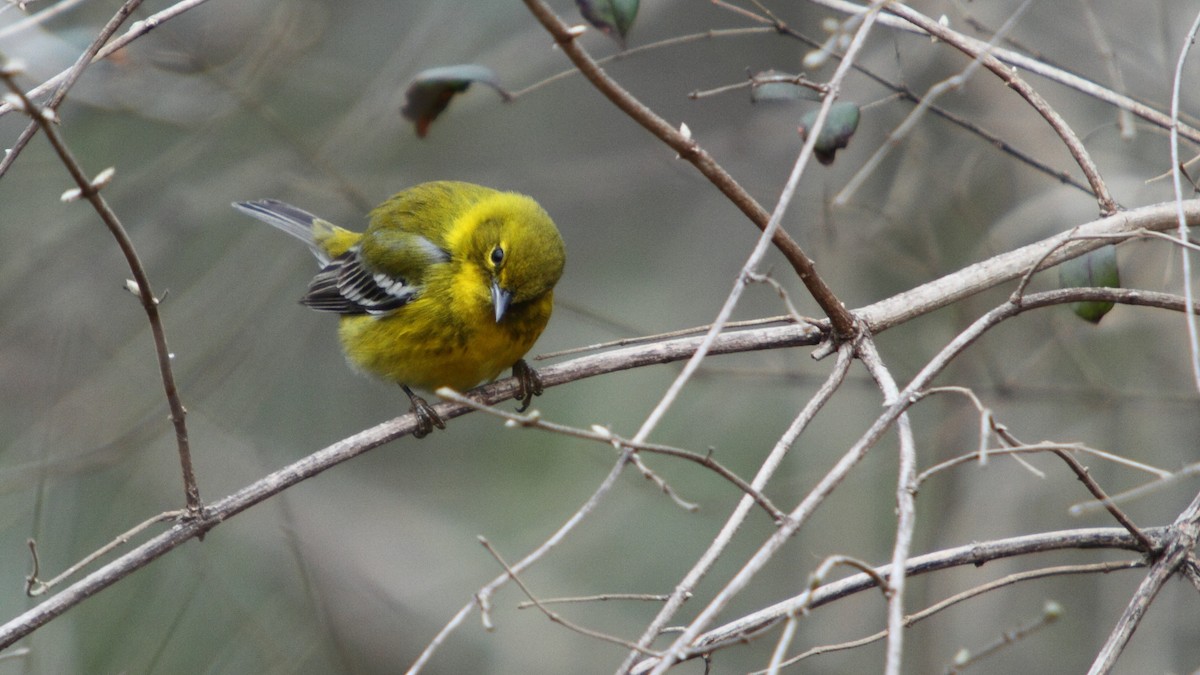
404;386;446;439
512;359;544;413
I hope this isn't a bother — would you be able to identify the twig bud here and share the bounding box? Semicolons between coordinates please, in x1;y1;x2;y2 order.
91;166;116;190
0;58;26;77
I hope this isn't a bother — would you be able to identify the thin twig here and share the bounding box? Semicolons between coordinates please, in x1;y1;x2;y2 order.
627;452;700;512
410;450;635;673
1167;8;1200;394
764;612;799;675
947;600;1063;673
634;528;1157;669
836;0;1035;205
0;67;201;514
25;510;184;596
1087;489;1200;674
762;561;1138;671
883;3;1118;215
516;593;675;609
918;443;1171;487
477;537;661;655
437;389;786;522
804;0;1200;144
534;315;797;361
1050;450;1156;553
1080;0;1135;139
858;337;918;675
625;344;856;670
914;386;999;467
1070;462;1200;516
507;27;776;99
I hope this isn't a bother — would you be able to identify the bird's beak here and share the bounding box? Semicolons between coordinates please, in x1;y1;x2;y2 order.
491;280;512;323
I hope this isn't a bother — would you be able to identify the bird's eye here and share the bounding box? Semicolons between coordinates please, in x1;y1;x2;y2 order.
490;246;505;266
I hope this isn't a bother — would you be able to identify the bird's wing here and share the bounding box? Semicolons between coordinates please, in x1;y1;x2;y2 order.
301;234;450;315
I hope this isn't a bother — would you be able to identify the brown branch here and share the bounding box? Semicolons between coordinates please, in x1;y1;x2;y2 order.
990;427;1157;554
0;69;201;514
520;0;856;338
884;3;1118;215
857;200;1200;332
1088;489;1200;674
25;511;183;597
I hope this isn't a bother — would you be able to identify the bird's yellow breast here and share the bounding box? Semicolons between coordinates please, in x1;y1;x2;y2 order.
337;281;553;393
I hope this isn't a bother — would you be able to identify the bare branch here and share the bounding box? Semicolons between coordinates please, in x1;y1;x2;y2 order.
0;67;200;513
763;561;1137;671
858;338;917;675
883;3;1117;214
1088;489;1200;674
437;389;786;522
1167;8;1200;394
634;528;1158;669
623;344;855;669
0;0;146;178
857;200;1200;332
478;537;660;655
805;0;1200;144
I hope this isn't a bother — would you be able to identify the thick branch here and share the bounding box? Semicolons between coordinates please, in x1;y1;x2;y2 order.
858;200;1200;331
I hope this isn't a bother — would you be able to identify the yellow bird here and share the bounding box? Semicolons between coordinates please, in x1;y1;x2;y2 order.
234;181;566;437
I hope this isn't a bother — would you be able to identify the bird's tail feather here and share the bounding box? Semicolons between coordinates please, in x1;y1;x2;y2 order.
232;199;336;266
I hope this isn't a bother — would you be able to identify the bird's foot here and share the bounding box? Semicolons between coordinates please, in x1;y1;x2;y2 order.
512;359;544;413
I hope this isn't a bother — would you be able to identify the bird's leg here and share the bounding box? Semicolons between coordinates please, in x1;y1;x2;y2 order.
402;385;445;438
511;359;544;412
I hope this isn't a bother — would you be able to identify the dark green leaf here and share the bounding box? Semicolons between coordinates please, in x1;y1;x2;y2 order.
1059;245;1121;323
750;70;822;103
400;65;510;138
576;0;639;47
797;101;861;165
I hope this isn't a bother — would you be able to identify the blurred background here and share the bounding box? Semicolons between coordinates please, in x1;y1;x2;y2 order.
0;1;1198;673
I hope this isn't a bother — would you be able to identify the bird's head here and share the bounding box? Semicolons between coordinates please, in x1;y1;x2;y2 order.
467;193;565;323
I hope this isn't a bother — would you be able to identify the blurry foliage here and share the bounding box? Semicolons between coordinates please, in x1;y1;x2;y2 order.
0;1;1198;674
400;64;510;138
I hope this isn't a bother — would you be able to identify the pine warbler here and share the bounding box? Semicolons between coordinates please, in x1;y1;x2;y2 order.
234;181;566;437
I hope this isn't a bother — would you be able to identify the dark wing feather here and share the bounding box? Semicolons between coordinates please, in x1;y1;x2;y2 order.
300;246;418;315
